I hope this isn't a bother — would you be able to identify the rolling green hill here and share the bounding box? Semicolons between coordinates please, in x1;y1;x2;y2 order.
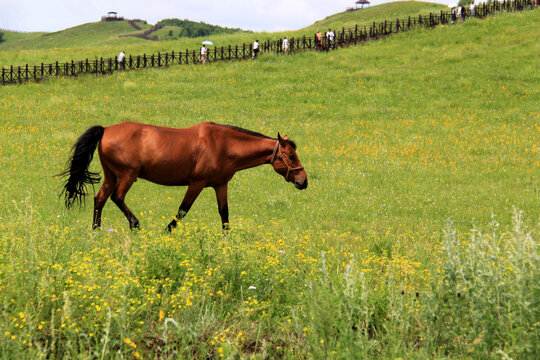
301;1;448;33
1;2;450;67
0;3;538;358
0;21;152;51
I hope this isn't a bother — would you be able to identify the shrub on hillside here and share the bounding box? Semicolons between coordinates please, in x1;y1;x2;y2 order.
157;18;248;38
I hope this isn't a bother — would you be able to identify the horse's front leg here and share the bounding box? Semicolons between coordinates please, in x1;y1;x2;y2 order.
167;183;204;233
214;183;230;231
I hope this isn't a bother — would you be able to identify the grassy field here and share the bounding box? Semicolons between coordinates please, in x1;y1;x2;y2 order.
0;4;539;359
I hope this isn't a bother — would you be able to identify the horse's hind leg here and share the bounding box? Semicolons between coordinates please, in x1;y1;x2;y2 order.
111;172;140;230
93;169;116;229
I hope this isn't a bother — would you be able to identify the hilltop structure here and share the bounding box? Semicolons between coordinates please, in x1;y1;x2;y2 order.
348;0;370;11
101;11;124;22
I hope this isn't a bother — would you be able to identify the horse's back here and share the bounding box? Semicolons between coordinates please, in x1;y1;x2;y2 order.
99;121;208;185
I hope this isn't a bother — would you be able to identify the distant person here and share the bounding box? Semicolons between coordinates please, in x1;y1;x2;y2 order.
118;51;126;69
282;36;289;53
451;7;457;24
326;28;335;49
315;29;323;50
252;39;259;59
200;44;207;63
470;1;475;17
460;5;466;21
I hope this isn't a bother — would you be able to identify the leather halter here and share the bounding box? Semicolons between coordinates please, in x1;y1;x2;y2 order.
271;140;304;182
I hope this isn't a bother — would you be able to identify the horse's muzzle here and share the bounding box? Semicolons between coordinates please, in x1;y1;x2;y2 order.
295;178;308;190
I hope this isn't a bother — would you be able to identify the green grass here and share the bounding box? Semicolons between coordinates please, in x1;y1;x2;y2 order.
0;5;538;359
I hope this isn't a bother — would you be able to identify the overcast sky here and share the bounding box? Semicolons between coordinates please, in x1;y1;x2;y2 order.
0;0;454;33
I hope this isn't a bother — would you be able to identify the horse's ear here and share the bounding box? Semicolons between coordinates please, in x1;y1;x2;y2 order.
277;133;288;147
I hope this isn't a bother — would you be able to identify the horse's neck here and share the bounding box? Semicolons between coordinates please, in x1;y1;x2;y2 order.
230;137;275;171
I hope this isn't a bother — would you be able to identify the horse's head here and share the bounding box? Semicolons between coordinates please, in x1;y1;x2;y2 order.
271;133;308;190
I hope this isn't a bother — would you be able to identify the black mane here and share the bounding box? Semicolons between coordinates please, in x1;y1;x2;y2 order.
215;123;297;150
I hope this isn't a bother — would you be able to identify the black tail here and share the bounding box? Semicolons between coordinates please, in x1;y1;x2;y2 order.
59;126;105;209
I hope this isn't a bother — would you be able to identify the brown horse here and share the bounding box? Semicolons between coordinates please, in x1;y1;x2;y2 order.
60;121;307;231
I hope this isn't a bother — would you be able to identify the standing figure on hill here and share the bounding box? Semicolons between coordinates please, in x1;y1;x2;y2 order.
470;1;475;17
118;51;126;70
460;5;466;22
200;44;207;63
252;40;259;59
315;29;323;50
451;7;457;24
326;28;335;49
282;36;289;54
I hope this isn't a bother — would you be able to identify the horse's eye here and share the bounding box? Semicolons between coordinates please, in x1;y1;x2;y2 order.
288;154;295;161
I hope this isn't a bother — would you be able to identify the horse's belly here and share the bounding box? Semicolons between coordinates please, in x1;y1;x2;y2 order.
138;165;191;186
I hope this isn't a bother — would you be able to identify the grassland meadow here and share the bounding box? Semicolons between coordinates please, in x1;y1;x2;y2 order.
0;5;538;359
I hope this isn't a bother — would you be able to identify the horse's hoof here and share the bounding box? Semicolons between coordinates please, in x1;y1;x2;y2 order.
166;221;176;233
129;221;140;231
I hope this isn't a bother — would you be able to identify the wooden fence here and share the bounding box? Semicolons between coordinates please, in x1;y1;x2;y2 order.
1;0;535;85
